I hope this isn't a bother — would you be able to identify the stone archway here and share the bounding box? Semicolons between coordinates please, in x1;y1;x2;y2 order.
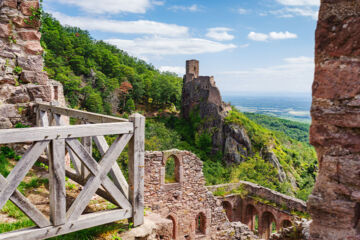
195;212;207;235
167;215;177;239
260;211;277;240
245;204;259;232
222;201;233;221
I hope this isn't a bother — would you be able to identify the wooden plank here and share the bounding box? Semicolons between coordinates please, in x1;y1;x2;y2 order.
0;122;134;144
37;103;128;123
49;139;66;226
129;113;145;226
81;123;91;179
66;139;100;176
0;209;131;240
66;146;82;176
66;134;132;222
0;141;49;209
93;136;129;198
0;174;50;228
65;168;118;206
36;156;119;206
102;178;132;210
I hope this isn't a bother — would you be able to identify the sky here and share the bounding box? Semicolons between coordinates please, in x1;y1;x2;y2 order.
43;0;320;95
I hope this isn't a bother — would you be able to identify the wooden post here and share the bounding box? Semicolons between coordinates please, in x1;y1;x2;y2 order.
128;113;145;226
49;139;66;226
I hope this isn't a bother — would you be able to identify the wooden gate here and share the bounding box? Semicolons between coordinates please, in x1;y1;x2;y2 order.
0;102;145;240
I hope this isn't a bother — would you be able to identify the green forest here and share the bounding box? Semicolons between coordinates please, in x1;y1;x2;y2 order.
40;13;317;201
41;13;182;114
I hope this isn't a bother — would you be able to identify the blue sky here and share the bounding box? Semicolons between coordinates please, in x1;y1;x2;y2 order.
43;0;320;95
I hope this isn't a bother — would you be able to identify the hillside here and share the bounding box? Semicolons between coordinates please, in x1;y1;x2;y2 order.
40;13;317;201
41;13;182;114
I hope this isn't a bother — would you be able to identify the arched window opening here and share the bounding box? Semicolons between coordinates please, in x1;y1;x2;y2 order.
261;212;277;240
167;215;176;239
245;204;259;234
165;155;180;184
196;212;206;235
222;201;233;221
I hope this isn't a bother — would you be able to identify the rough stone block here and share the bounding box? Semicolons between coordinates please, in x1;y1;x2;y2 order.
0;104;20;118
12;16;39;29
18;55;43;71
8;87;31;104
313;60;360;100
2;0;17;9
0;117;12;129
18;30;41;41
20;70;48;84
24;41;43;55
20;1;39;16
0;23;10;38
0;75;16;85
27;85;52;102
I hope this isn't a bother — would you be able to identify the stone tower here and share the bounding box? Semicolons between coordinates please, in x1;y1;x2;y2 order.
184;59;199;82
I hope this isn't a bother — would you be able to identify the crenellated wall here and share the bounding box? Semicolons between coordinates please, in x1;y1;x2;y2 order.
308;0;360;239
0;0;65;128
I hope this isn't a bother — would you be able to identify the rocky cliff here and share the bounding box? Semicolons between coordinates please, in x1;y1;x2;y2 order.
181;60;286;182
308;0;360;239
0;0;65;128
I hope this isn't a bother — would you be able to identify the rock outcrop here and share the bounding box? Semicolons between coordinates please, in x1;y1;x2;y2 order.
307;0;360;239
181;60;251;164
181;60;287;182
0;0;65;128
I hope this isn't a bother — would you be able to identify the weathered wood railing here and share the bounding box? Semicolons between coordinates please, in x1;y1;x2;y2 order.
0;102;145;240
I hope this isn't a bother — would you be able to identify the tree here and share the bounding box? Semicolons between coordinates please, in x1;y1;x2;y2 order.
125;98;135;113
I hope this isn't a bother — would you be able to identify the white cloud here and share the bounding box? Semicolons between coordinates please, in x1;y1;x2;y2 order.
269;31;297;39
276;0;320;6
159;66;185;76
105;36;237;56
248;32;269;41
273;0;320;20
169;4;200;12
270;7;318;19
284;56;313;64
217;56;314;93
206;27;234;41
51;12;188;37
54;0;154;14
248;31;297;41
237;8;248;14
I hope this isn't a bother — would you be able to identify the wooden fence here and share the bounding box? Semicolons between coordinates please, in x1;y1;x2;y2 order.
0;102;145;240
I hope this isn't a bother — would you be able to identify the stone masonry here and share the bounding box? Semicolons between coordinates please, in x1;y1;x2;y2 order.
0;0;65;128
308;0;360;239
144;149;236;240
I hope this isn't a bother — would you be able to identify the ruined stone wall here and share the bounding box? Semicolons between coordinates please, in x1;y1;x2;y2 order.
0;0;65;128
208;181;307;214
144;150;234;240
308;0;360;239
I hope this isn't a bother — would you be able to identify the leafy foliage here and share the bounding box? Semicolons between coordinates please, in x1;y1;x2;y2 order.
41;13;182;114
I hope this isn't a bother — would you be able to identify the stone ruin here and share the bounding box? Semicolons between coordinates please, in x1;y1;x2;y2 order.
142;149;307;240
181;60;287;182
0;0;65;128
308;0;360;239
143;150;235;239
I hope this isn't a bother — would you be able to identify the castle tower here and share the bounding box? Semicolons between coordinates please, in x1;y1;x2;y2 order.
186;60;199;78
